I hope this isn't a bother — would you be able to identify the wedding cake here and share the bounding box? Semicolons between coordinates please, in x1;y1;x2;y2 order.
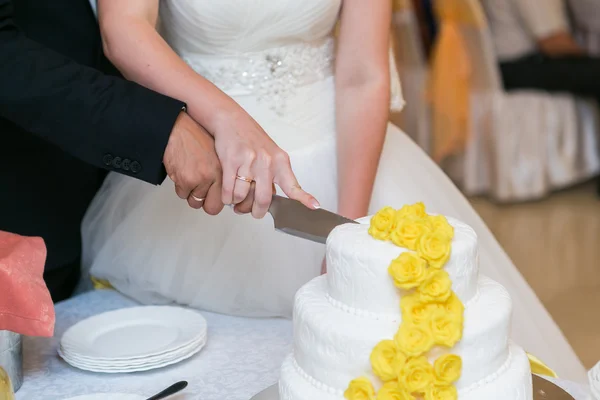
279;203;533;400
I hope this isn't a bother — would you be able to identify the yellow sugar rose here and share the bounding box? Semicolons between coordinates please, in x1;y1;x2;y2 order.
419;270;452;303
427;215;454;239
376;382;415;400
397;202;427;219
345;377;376;400
391;216;432;251
400;293;436;326
398;356;434;394
430;309;463;348
388;252;429;290
371;340;406;382
425;385;458;400
417;230;452;269
440;293;464;322
433;354;462;385
369;207;398;241
394;322;435;357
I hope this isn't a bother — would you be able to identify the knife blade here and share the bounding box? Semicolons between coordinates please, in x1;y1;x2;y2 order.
532;375;575;399
268;195;358;244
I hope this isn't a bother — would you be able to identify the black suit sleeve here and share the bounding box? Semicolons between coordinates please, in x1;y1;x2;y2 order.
0;0;185;184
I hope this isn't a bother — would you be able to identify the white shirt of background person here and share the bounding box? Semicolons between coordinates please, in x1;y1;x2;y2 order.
481;0;570;61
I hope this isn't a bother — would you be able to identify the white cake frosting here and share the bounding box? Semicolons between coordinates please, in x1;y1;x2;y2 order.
279;214;533;400
326;217;478;320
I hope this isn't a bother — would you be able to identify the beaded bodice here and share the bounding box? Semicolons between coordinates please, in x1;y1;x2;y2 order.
159;0;343;114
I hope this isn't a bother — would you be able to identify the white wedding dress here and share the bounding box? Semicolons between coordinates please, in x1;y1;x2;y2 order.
81;0;586;382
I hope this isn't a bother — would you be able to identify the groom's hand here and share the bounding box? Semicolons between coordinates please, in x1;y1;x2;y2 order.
163;111;225;215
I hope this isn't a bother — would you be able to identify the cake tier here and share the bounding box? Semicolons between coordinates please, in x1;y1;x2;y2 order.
279;344;532;400
292;275;511;391
327;217;478;318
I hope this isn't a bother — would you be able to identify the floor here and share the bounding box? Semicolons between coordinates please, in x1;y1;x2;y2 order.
470;182;600;369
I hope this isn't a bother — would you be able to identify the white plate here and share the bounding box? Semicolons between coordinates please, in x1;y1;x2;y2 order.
59;342;204;373
60;306;207;361
250;384;279;400
63;394;144;400
59;335;206;367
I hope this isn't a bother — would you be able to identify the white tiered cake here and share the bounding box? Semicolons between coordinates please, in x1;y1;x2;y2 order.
279;205;533;400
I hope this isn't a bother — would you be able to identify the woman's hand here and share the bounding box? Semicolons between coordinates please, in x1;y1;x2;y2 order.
210;106;320;219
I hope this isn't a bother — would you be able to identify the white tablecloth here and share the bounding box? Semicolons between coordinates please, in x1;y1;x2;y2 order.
15;290;592;400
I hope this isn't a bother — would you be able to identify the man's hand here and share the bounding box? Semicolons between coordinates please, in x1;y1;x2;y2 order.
232;182;277;215
163;111;224;215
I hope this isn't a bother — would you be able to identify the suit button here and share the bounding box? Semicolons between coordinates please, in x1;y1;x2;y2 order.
121;159;131;171
102;154;113;166
130;161;142;174
112;157;122;168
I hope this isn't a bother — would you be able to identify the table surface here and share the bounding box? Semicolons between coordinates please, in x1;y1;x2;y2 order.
15;290;593;400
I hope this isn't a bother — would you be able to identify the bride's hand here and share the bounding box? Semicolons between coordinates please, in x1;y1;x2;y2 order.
321;257;327;275
232;182;276;215
210;107;320;219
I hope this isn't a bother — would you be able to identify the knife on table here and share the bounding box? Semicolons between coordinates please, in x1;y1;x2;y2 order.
532;375;575;399
268;195;358;244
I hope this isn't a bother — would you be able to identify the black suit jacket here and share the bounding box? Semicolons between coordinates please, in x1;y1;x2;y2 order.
0;0;185;271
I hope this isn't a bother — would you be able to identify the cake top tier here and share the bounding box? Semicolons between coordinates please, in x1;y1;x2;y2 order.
325;208;478;320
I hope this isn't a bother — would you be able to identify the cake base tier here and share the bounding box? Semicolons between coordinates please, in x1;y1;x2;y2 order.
279;344;532;400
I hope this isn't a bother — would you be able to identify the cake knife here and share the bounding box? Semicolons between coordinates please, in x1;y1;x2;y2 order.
532;375;575;399
268;195;358;244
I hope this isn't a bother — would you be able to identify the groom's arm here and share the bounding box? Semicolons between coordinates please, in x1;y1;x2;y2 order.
0;0;184;184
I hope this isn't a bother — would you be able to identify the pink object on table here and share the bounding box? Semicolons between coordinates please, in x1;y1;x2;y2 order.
0;231;55;337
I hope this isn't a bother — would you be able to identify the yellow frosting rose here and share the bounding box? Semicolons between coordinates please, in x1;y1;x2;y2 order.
433;354;462;385
425;385;458;400
388;252;429;290
345;377;376;400
371;340;406;382
440;293;464;322
419;270;452;303
427;215;454;239
430;309;463;348
376;382;415;400
398;356;434;394
400;293;436;326
394;323;435;357
390;216;432;250
397;202;427;219
369;207;397;241
417;230;452;269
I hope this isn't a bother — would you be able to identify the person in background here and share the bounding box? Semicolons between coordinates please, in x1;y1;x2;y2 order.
481;0;600;193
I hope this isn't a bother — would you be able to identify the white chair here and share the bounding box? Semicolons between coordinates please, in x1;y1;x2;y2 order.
390;0;431;153
568;0;600;55
429;0;600;202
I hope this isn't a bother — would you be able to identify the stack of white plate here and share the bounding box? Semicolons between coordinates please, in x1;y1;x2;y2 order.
58;306;207;373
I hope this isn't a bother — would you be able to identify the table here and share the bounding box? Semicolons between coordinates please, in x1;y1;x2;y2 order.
16;290;592;400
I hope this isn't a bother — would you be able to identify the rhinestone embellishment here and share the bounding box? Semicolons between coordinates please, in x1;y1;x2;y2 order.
183;38;335;115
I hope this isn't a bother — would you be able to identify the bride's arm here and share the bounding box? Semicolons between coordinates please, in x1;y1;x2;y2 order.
97;0;319;217
335;1;392;220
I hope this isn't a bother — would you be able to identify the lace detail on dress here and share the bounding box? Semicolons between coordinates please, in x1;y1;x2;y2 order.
182;38;335;115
